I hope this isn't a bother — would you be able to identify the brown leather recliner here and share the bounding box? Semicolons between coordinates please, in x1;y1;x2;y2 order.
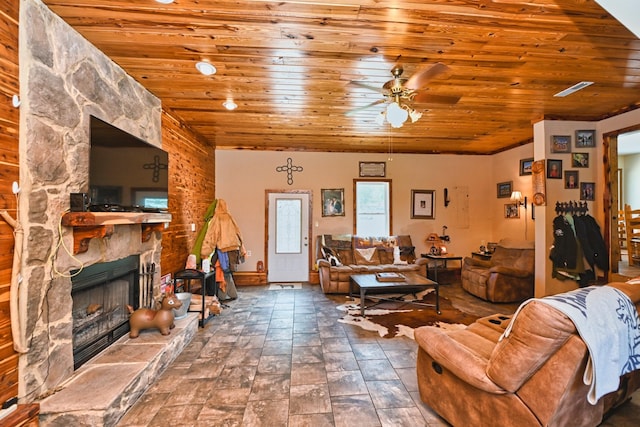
461;238;534;302
415;281;640;427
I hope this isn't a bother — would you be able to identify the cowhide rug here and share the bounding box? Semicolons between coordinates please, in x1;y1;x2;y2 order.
337;290;479;339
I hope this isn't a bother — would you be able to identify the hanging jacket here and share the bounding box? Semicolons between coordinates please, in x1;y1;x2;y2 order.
549;214;578;269
574;214;609;271
201;199;245;257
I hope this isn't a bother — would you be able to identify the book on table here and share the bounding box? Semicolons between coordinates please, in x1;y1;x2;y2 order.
376;272;405;282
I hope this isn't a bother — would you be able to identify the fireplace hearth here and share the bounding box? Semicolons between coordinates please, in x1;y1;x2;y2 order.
71;255;139;369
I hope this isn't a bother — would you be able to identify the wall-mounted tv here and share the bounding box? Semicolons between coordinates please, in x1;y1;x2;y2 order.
89;116;168;212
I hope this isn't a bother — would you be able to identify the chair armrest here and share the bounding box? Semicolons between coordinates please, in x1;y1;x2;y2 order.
489;265;532;278
414;326;506;394
414;257;428;266
317;259;330;268
463;257;492;268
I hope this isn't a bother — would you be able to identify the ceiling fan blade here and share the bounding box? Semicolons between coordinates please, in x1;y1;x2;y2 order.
412;92;460;105
345;99;386;116
405;63;450;90
348;81;385;93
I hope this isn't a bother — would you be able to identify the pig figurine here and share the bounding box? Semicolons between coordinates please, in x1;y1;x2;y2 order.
128;294;183;338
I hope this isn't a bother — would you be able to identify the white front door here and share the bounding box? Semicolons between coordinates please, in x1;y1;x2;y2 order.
267;192;310;282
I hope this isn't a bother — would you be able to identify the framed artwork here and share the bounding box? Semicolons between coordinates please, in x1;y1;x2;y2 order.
580;182;595;201
504;203;520;219
547;159;562;179
571;152;589;168
321;188;345;217
519;158;534;176
497;181;512;198
411;189;435;219
359;161;386;177
564;170;579;189
576;130;596;148
551;135;571;153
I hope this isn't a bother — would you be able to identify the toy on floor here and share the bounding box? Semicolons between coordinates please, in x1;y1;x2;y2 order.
127;294;183;338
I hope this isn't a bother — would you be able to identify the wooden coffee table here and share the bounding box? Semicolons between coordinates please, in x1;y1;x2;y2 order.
349;272;440;316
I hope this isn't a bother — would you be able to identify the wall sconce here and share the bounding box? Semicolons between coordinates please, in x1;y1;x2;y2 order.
510;191;528;240
510;191;527;209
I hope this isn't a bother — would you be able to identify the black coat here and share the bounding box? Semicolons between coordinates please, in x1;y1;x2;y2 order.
573;214;609;271
549;215;578;269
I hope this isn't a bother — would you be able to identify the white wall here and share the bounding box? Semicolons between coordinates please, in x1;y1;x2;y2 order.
215;148;534;272
623;153;640;208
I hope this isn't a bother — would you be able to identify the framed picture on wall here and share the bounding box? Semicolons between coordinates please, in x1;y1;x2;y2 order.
580;182;595;201
564;170;579;189
547;159;562;179
411;189;435;219
519;158;534;175
576;130;596;148
321;188;345;217
504;203;520;218
497;181;512;198
571;153;589;168
551;135;571;153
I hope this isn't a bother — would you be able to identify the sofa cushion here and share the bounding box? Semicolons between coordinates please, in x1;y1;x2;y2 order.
378;247;394;264
487;301;576;392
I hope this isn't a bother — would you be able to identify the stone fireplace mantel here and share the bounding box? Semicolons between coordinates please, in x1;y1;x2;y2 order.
61;212;172;254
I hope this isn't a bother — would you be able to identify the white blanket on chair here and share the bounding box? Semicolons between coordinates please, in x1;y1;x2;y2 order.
537;286;640;404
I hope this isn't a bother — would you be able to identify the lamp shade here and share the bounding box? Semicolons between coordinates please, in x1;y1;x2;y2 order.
510;191;523;202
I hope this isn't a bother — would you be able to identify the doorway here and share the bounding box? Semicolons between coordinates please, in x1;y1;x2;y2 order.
604;126;640;279
266;190;312;282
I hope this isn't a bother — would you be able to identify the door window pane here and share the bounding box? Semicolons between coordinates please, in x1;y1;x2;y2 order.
355;181;390;235
276;198;302;253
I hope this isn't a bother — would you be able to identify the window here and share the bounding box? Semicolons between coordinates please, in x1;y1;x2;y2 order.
354;179;391;235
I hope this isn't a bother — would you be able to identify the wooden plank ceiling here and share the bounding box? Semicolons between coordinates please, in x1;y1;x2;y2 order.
42;0;640;154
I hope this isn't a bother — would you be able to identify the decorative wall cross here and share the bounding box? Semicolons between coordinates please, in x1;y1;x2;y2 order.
143;155;168;182
276;157;303;185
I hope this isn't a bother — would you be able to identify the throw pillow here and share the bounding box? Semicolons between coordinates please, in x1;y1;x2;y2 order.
393;246;408;265
321;246;342;266
354;247;379;265
399;246;416;263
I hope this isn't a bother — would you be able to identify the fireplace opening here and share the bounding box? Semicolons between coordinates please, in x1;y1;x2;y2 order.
71;255;139;369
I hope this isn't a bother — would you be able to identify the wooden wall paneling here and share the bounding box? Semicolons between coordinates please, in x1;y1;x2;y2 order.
160;109;216;276
0;0;20;408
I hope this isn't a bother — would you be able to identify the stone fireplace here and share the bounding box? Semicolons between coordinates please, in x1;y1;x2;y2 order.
71;255;139;370
19;0;165;402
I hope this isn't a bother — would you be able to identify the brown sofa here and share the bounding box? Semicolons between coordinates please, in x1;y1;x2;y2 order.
461;238;534;302
316;234;428;294
415;281;640;427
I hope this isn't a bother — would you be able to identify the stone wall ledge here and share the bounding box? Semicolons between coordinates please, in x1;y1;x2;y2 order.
38;313;198;427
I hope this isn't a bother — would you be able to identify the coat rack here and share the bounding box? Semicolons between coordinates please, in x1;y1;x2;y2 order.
555;201;589;215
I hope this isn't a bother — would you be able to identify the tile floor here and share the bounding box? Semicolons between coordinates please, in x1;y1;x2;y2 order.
117;281;640;427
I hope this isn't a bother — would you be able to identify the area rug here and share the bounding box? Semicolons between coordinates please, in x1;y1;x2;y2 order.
268;283;302;290
337;290;479;339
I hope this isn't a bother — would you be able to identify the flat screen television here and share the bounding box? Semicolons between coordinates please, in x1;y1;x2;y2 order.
89;116;168;212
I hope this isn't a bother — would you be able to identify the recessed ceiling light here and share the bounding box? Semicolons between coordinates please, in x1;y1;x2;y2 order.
196;61;216;76
554;81;594;97
155;0;175;4
223;99;238;110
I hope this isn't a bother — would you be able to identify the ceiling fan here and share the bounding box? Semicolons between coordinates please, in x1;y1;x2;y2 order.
346;62;459;127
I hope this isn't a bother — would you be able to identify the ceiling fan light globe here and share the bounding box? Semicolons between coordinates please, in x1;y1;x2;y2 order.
409;109;422;123
386;102;408;127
